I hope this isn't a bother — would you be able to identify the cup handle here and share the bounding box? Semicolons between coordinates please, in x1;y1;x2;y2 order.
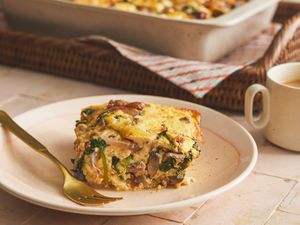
245;84;270;129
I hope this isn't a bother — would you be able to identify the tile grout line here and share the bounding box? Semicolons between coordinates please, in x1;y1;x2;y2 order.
97;217;112;225
101;217;113;225
0;92;52;109
277;179;299;212
148;214;184;224
0;95;18;107
277;208;300;216
20;208;43;225
102;216;183;225
262;179;298;225
17;93;54;103
253;170;299;182
263;209;300;225
145;214;183;224
182;201;208;225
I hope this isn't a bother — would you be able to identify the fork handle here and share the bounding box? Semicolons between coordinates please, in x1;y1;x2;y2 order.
0;110;71;177
0;110;48;152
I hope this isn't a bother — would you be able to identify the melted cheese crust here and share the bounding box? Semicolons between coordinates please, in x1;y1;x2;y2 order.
73;0;248;20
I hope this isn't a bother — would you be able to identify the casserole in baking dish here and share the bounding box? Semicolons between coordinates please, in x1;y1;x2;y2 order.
73;0;249;20
2;0;278;61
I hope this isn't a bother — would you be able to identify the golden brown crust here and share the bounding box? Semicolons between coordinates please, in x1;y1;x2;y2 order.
73;0;248;20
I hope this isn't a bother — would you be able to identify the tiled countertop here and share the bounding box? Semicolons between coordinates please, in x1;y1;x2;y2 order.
0;65;299;225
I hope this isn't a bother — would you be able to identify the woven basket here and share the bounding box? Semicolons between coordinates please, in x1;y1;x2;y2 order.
274;1;300;24
0;2;299;112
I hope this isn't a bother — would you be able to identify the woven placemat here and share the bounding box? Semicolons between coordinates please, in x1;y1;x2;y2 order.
0;3;299;111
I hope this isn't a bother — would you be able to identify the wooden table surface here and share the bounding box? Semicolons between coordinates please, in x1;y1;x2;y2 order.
0;65;299;225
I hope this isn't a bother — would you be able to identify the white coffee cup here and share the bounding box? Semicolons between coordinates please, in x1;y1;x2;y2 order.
245;63;300;152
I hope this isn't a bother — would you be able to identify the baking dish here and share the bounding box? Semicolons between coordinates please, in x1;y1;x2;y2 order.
1;0;278;61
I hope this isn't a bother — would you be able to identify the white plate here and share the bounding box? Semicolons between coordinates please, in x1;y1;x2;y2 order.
0;95;257;216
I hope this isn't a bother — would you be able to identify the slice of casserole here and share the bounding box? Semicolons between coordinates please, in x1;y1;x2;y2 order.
73;100;204;190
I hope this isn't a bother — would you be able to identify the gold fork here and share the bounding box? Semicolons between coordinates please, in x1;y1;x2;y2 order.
0;110;122;206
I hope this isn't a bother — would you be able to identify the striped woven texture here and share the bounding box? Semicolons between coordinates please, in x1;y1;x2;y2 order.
81;23;280;98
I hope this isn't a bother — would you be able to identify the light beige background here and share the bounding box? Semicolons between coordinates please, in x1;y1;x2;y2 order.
0;64;299;225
